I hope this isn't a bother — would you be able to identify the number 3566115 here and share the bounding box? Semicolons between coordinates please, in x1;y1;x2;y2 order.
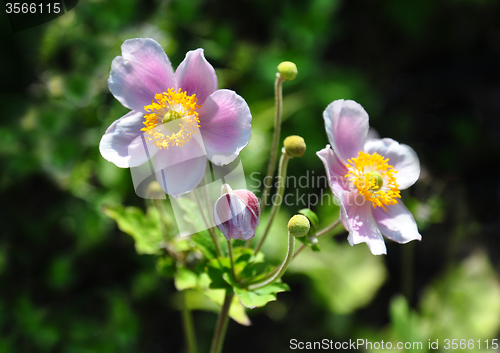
6;3;61;14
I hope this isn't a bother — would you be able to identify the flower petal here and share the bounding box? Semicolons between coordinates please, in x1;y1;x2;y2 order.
99;111;158;168
214;193;257;241
154;135;207;196
372;201;422;244
323;99;369;163
344;201;387;255
175;48;218;105
317;145;350;194
364;138;420;190
317;146;352;236
198;90;252;166
108;38;176;112
232;189;261;222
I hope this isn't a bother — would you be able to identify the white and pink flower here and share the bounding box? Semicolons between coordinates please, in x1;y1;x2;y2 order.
99;38;252;196
213;184;260;241
317;99;421;255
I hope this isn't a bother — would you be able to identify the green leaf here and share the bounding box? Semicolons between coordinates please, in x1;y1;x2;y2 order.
176;196;226;252
206;258;232;290
176;197;212;233
298;208;319;229
232;247;260;276
183;288;251;326
174;267;198;291
190;231;217;260
310;243;320;252
103;205;164;255
239;261;270;281
297;234;321;252
206;247;269;288
234;248;254;264
156;256;176;279
170;237;191;253
234;283;290;309
228;296;252;326
202;290;251;326
183;273;251;326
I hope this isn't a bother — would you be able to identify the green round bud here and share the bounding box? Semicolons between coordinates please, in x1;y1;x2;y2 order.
288;215;310;238
284;135;306;158
277;61;298;81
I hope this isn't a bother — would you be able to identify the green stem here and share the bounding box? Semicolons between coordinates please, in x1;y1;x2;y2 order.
292;219;341;259
209;290;234;353
260;73;285;215
254;151;290;254
180;291;198;353
249;231;295;290
194;189;223;258
250;219;341;283
227;240;237;283
315;219;341;238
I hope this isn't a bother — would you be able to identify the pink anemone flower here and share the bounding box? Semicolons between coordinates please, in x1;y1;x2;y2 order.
99;38;252;196
213;184;260;241
317;99;421;255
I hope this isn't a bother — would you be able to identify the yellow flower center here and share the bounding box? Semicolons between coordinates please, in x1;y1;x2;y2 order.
345;151;401;211
141;88;201;149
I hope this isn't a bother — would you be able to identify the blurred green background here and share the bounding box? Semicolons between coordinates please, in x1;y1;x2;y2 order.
1;0;500;352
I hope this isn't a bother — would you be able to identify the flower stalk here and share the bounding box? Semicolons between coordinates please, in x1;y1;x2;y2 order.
260;73;285;215
315;219;341;238
227;240;237;283
248;230;295;290
251;219;341;282
209;290;234;353
254;150;290;254
180;291;198;353
194;189;223;258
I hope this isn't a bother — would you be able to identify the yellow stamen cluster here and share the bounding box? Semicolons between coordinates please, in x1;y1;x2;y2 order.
346;151;400;211
141;88;201;149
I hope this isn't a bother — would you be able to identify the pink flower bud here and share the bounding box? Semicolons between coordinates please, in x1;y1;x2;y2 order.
213;184;260;241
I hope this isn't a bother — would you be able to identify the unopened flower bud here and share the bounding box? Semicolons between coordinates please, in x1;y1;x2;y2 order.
213;184;261;241
288;215;310;237
277;61;298;81
284;135;306;158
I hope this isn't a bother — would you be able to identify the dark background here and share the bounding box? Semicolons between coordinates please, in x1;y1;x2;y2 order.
1;0;500;352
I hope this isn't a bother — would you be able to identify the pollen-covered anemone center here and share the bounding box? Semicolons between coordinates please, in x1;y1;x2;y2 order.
345;151;401;211
141;88;201;149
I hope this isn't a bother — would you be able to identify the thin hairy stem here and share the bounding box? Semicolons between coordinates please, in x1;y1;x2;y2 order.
249;231;295;290
260;73;285;215
254;151;290;254
227;240;237;283
249;219;342;282
193;189;223;258
315;219;341;238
